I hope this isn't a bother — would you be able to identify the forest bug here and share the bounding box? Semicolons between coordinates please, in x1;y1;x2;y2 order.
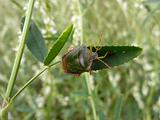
62;45;111;76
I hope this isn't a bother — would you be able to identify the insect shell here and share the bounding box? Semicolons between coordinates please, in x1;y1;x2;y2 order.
62;45;98;76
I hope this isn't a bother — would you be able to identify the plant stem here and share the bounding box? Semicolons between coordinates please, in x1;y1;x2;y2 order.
5;0;35;100
0;61;60;120
1;0;35;119
82;0;95;16
77;0;84;44
11;61;60;102
114;95;123;120
85;74;98;120
0;103;10;120
77;0;97;119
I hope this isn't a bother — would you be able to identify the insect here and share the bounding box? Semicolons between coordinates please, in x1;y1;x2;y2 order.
62;45;111;76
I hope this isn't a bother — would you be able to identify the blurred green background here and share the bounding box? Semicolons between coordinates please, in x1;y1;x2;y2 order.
0;0;160;120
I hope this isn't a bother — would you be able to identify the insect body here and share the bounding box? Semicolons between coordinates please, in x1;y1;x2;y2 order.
62;45;110;76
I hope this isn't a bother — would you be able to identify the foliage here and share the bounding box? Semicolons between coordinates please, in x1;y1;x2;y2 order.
90;46;142;70
21;17;47;63
44;24;73;65
0;0;160;120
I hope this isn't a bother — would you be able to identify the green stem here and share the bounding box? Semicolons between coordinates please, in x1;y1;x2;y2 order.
0;103;10;120
1;61;60;120
77;0;97;119
85;74;98;120
11;61;60;102
1;0;35;119
5;0;35;100
114;95;123;120
11;0;23;10
77;0;84;44
11;67;48;101
82;0;95;16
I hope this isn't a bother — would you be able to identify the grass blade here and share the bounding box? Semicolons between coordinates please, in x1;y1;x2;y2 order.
114;95;123;120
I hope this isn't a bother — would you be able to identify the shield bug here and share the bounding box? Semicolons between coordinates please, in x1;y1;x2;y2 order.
62;45;111;76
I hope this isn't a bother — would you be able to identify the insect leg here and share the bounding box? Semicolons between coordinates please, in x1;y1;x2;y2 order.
96;51;111;68
98;51;109;59
96;57;111;68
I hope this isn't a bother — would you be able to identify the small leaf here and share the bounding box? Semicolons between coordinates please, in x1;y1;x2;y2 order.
44;24;73;65
90;46;142;70
21;17;47;62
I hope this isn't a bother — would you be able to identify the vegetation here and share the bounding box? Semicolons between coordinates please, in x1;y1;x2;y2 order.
0;0;159;120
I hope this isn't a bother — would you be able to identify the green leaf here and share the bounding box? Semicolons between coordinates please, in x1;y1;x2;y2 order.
21;17;47;62
90;46;142;70
44;24;73;65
